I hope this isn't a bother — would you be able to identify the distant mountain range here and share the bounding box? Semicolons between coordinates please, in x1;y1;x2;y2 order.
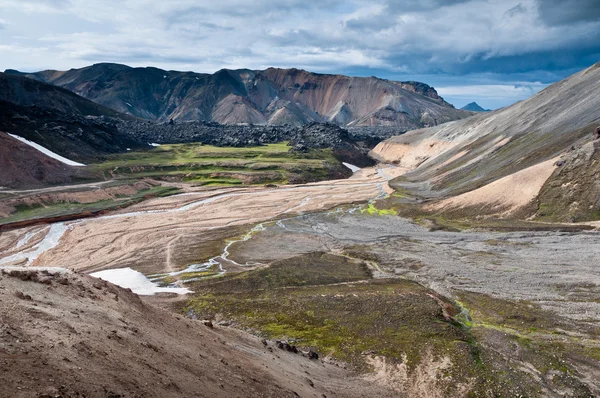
5;64;472;129
460;102;490;112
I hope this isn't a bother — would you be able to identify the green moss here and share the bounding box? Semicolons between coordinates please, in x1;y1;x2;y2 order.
361;203;398;216
179;252;475;374
87;141;346;185
185;278;466;369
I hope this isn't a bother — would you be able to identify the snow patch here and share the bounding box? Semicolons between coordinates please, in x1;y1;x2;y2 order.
342;162;361;173
125;102;132;107
15;228;46;249
90;268;191;296
7;134;86;166
149;143;161;147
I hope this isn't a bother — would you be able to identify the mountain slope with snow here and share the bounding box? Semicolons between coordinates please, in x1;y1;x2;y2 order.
0;132;90;189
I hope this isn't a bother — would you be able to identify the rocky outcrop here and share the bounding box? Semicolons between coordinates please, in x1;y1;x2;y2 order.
0;269;396;397
6;64;472;129
536;140;600;222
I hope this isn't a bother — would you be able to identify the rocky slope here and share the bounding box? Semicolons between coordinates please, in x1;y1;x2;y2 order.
6;64;472;128
370;61;600;219
0;268;396;397
0;73;148;163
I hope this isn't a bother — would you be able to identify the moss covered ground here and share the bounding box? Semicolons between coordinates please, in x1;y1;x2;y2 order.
181;252;535;395
176;245;600;396
87;142;346;185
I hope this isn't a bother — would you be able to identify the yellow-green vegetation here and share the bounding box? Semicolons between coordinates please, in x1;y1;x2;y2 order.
360;203;397;216
88;142;346;185
458;291;571;334
1;185;179;225
383;196;593;232
182;253;477;379
391;186;414;199
180;250;599;395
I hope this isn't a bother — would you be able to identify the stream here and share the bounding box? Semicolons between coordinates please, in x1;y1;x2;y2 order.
1;164;397;295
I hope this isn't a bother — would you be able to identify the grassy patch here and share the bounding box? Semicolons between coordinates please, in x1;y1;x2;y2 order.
1;185;180;225
456;291;563;334
88;142;346;185
182;252;472;373
453;292;600;396
360;203;398;216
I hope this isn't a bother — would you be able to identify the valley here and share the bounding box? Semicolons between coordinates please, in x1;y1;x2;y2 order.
2;156;600;396
1;60;600;397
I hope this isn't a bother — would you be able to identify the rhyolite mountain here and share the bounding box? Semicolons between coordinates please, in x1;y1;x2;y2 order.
6;63;472;129
0;131;93;189
371;61;600;221
460;102;490;112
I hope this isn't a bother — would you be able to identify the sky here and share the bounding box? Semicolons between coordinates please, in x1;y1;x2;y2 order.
0;0;599;109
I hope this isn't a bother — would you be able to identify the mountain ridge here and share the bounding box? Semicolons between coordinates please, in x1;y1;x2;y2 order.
370;61;600;220
0;72;148;163
6;64;472;129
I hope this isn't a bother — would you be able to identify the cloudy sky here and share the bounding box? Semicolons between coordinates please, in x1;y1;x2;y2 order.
0;0;599;109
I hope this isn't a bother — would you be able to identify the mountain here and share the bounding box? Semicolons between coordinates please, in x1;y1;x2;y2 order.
0;72;147;163
370;61;600;221
460;102;489;112
6;64;472;129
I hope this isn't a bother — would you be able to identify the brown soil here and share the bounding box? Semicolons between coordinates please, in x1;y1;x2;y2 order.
0;268;396;398
426;157;560;217
0;132;92;189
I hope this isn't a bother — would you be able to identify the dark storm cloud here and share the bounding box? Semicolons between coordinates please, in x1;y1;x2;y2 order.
344;0;472;33
384;0;471;12
537;0;600;26
1;0;599;108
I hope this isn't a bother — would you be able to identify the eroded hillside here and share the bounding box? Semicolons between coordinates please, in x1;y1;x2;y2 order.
6;64;472;128
0;268;398;398
370;61;600;220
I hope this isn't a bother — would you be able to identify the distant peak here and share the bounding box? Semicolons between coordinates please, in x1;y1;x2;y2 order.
461;102;489;112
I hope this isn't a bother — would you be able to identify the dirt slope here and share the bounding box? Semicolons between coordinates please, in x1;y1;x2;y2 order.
370;61;600;218
6;64;472;128
0;268;396;398
0;132;91;189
